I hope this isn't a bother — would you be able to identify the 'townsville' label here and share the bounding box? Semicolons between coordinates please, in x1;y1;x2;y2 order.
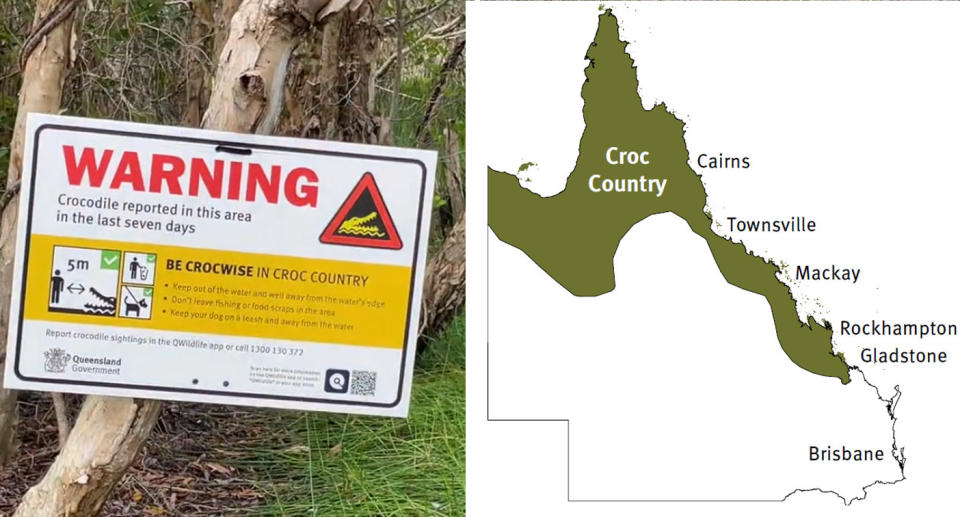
3;114;437;417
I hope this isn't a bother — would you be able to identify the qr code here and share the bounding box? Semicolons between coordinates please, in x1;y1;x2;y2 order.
349;370;377;396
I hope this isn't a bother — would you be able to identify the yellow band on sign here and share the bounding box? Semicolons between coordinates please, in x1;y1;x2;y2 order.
25;234;412;349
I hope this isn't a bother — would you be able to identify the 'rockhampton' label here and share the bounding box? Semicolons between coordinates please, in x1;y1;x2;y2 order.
3;114;437;417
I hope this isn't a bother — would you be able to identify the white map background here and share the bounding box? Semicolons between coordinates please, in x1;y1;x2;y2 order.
467;2;960;516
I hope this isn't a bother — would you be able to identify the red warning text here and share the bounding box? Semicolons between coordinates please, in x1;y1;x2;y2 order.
62;145;319;207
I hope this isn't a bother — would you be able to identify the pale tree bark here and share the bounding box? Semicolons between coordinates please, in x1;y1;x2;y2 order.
13;1;360;514
185;0;244;127
12;397;162;516
0;0;81;467
213;0;244;59
204;0;362;135
52;392;70;448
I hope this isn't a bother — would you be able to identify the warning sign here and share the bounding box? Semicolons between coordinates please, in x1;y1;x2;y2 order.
320;172;403;249
3;114;437;417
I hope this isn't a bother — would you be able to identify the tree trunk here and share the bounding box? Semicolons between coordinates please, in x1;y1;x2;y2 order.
213;0;244;59
0;0;80;467
419;126;464;339
278;0;382;143
13;1;358;514
443;124;464;219
204;0;350;134
181;0;215;127
332;2;381;144
52;392;70;448
185;0;244;128
12;398;161;516
278;13;342;138
420;214;465;338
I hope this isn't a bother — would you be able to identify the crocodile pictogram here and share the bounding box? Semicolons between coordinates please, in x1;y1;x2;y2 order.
335;212;387;238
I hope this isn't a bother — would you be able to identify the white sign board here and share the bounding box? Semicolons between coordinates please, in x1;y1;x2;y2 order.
3;114;436;417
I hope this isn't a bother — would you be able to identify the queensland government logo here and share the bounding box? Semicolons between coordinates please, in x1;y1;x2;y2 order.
43;348;72;373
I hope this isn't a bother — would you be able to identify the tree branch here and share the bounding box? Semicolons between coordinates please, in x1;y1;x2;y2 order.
382;0;449;33
19;0;80;70
51;393;70;449
414;38;463;146
388;0;403;140
374;13;462;81
0;181;21;216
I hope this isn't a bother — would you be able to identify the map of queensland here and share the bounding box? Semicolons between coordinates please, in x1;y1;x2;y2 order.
488;10;850;384
483;6;914;504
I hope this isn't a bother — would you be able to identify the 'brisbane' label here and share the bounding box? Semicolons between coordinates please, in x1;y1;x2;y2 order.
809;446;885;462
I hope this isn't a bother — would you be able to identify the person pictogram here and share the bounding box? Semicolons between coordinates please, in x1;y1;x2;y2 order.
50;269;64;304
129;257;141;280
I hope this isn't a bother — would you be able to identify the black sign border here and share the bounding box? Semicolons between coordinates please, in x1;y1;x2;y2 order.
14;122;429;409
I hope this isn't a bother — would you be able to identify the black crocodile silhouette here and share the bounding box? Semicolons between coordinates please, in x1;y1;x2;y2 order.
82;287;117;315
89;287;117;306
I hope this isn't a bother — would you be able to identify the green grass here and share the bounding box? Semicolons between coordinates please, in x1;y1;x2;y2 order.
240;314;465;516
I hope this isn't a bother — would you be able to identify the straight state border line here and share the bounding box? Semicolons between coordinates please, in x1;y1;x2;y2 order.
13;123;428;409
485;205;783;503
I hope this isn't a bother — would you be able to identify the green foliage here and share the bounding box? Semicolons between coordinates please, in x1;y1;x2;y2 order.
374;0;466;249
64;0;191;124
0;148;8;188
234;313;465;517
416;309;465;372
383;75;465;150
0;91;15;184
379;72;464;251
0;0;30;186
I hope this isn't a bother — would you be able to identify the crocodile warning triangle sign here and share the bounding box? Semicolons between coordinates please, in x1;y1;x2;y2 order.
320;172;403;249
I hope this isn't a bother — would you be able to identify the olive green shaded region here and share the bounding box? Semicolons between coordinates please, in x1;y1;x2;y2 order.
488;10;850;384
